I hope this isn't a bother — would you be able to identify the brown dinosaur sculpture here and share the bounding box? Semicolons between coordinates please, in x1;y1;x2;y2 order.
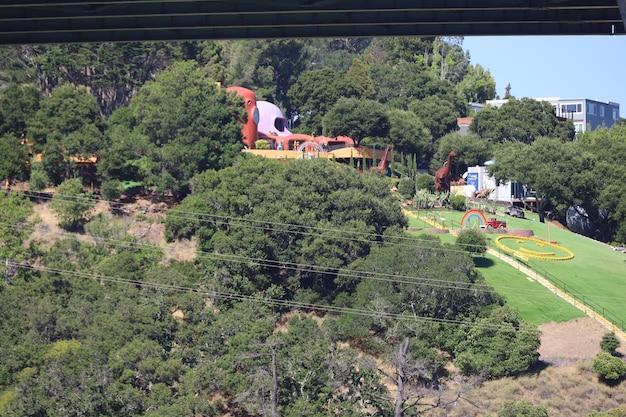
434;151;457;192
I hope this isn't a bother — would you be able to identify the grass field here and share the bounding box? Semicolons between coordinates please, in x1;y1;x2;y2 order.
404;204;626;327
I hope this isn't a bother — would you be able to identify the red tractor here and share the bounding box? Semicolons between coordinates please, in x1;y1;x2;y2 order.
482;218;507;229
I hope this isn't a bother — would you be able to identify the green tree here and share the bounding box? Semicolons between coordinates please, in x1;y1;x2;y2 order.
457;63;496;103
50;178;96;230
415;173;435;193
397;177;415;199
386;108;433;159
427;37;469;83
431;131;493;176
470;98;575;144
124;60;244;198
287;67;357;135
456;229;487;255
166;156;406;301
600;332;621;355
0;83;41;136
1;43;184;116
408;96;460;140
454;306;540;378
28;161;51;191
344;58;375;99
593;352;626;381
489;137;596;223
0;192;34;277
27;84;104;153
0;134;29;187
323;97;390;145
577;124;626;243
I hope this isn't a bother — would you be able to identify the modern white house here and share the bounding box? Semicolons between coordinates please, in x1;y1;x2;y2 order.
459;164;534;206
485;97;620;133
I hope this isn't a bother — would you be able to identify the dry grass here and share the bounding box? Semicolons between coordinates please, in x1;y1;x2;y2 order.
26;197;197;262
423;362;626;416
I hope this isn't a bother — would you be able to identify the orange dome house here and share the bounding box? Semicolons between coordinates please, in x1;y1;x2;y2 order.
226;86;259;149
228;86;392;172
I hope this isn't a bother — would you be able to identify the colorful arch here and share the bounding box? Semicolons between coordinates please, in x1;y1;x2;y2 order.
461;209;487;228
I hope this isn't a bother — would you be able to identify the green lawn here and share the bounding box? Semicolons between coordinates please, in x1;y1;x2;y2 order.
404;205;626;327
474;255;585;325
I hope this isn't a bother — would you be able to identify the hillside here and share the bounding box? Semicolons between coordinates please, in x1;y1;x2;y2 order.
24;195;626;416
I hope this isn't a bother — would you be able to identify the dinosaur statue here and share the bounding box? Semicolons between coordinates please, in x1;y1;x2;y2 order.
369;144;393;172
434;151;457;192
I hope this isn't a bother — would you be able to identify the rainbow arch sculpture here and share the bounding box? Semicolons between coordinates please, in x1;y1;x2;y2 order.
461;209;487;228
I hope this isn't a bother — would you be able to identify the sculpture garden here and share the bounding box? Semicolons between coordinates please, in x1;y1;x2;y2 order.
404;205;626;331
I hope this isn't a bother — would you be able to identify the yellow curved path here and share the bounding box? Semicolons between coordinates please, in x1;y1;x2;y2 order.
405;210;626;342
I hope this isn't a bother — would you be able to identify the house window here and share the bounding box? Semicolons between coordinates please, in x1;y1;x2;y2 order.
588;103;596;115
614;109;619;120
560;103;582;116
600;106;605;117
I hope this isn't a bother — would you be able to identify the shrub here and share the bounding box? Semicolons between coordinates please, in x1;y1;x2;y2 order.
415;173;435;193
255;139;270;149
100;179;122;201
593;352;626;381
498;400;548;417
397;177;415;198
50;178;96;230
28;162;50;191
454;306;540;378
449;194;467;211
456;229;487;254
600;332;621;355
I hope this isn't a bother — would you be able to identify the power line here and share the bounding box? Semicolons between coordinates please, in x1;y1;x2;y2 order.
8;260;538;334
0;220;593;301
10;189;488;253
6;191;623;303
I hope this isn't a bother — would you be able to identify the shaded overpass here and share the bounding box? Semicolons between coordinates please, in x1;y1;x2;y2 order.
1;0;625;45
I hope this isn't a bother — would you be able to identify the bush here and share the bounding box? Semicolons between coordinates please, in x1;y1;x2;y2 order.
100;179;122;201
449;194;466;211
397;177;415;198
456;229;487;254
50;178;96;230
28;162;50;191
498;401;548;417
255;139;270;149
454;306;540;378
415;173;435;193
593;352;626;381
600;332;621;355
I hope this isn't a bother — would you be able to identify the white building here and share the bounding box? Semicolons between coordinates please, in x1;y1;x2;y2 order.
486;97;620;133
461;164;530;204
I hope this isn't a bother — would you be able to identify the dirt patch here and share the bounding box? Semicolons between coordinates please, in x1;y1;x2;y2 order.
538;317;626;364
27;196;197;262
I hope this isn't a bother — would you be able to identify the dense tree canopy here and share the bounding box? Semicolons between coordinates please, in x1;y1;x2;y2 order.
0;134;29;186
0;83;41;136
101;60;245;198
430;131;493;175
0;35;619;416
457;63;496;104
287;67;357;135
323;97;390;145
470;98;576;144
166;156;407;301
